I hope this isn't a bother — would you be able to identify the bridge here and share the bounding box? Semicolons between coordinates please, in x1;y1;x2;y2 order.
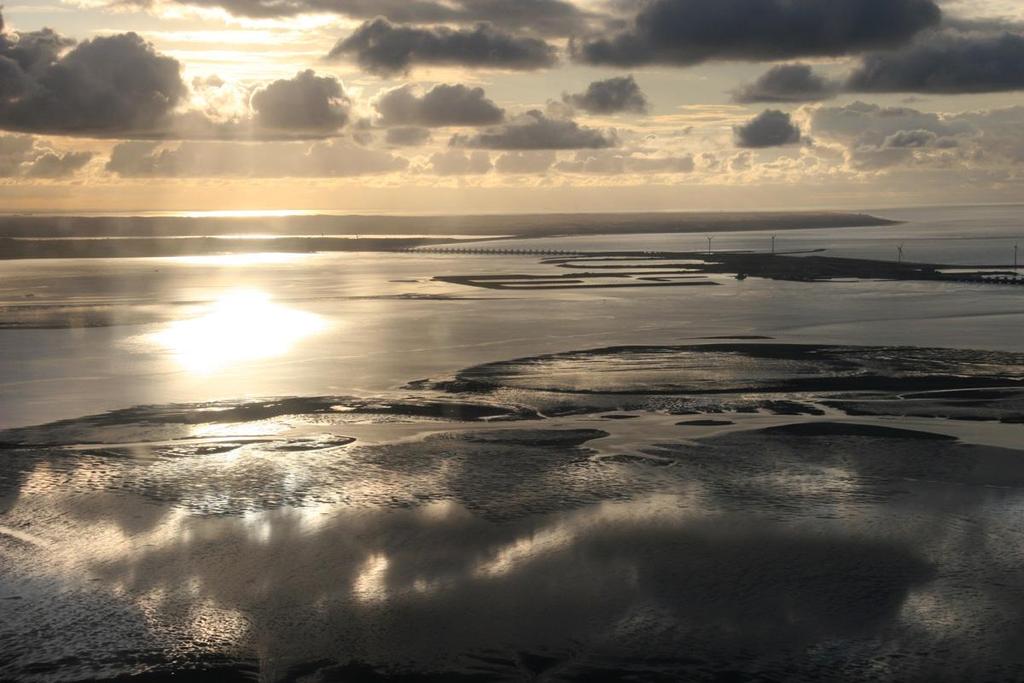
408;246;591;257
943;273;1024;286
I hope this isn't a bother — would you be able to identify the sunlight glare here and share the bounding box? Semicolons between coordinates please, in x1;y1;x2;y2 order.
146;289;328;374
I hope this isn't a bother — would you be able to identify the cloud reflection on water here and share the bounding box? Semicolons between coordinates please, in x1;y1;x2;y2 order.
5;419;1024;681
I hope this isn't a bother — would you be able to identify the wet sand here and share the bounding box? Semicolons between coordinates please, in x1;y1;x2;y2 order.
2;343;1024;681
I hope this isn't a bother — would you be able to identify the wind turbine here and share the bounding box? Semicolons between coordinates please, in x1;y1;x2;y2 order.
706;236;713;256
770;234;776;255
897;243;904;264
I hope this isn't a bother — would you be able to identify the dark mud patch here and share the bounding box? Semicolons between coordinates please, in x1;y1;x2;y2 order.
677;420;735;427
597;453;675;467
660;421;1024;493
761;422;956;441
760;400;826;416
698;335;776;340
825;387;1024;423
450;429;607;448
438;344;1024;397
0;396;539;448
434;273;718;291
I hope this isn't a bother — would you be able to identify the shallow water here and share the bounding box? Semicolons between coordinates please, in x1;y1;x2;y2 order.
2;214;1023;430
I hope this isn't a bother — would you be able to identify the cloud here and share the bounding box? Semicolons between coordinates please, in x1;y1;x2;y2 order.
452;110;616;150
105;139;408;177
427;149;492;175
733;109;802;148
451;0;597;37
844;129;959;170
327;19;558;75
124;0;594;36
0;26;72;85
0;134;92;178
250;70;351;133
732;64;840;103
957;105;1024;165
572;0;941;67
24;151;93;178
806;101;992;171
809;101;972;146
494;151;557;174
554;150;695;174
385;126;432;146
846;28;1024;94
0;133;32;175
563;75;649;114
0;24;186;136
882;129;944;148
0;16;355;141
375;84;504;127
735;25;1024;102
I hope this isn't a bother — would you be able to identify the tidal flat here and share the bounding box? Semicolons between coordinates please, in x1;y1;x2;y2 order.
2;206;1024;681
3;341;1024;681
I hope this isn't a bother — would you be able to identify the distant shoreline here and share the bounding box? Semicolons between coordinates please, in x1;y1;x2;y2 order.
0;211;896;260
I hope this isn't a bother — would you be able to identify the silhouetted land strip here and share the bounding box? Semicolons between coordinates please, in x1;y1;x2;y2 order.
434;272;719;290
0;211;895;259
0;210;895;238
437;250;1024;289
0;236;459;260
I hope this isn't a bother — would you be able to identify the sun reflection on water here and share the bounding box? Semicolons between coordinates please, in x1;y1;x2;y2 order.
144;289;329;374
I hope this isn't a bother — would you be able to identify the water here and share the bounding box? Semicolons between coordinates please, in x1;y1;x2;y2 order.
1;206;1022;429
2;205;1023;681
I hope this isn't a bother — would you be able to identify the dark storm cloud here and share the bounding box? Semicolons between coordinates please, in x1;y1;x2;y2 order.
0;25;72;79
563;75;649;114
385;126;432;146
451;110;616;150
0;23;186;136
732;64;840;103
121;0;594;36
327;19;558;76
375;84;504;127
734;24;1024;101
250;70;351;133
572;0;941;67
733;109;801;148
846;29;1024;94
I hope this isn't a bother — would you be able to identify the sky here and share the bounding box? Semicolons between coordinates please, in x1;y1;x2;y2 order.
0;0;1022;213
